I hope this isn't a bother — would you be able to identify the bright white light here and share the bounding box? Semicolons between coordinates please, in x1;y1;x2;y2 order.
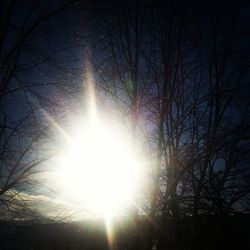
56;117;142;218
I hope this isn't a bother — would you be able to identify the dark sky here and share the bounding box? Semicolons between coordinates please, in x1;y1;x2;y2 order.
0;0;250;220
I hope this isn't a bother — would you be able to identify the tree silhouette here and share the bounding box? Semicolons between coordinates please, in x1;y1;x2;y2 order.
0;0;78;219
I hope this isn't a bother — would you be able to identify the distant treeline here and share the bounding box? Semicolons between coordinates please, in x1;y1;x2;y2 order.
0;214;249;250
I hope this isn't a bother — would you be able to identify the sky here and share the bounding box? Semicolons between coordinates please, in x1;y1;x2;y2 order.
0;0;250;221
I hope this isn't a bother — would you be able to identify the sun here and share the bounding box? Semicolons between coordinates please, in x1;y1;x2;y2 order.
56;116;142;218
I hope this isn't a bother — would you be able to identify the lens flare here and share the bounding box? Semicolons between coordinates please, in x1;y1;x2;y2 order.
50;60;147;250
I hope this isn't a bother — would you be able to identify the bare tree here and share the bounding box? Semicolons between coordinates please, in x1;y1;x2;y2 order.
0;0;78;219
71;1;250;249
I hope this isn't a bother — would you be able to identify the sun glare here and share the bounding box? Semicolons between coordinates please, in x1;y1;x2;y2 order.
56;116;143;218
